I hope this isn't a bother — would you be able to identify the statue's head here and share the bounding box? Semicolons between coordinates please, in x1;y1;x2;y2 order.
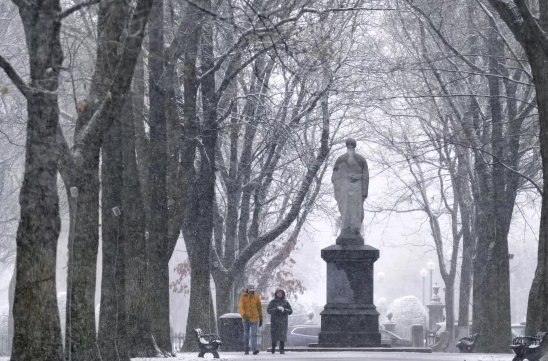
345;138;357;149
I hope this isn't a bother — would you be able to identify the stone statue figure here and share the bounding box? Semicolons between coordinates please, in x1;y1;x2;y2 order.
332;138;369;244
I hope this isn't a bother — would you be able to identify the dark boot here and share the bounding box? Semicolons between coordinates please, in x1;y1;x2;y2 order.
244;346;249;355
253;350;259;355
271;342;276;354
280;341;285;354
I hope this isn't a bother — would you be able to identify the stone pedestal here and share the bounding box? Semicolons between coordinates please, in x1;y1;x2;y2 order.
427;284;445;331
427;303;445;330
316;244;381;347
383;312;396;333
383;321;396;333
411;324;424;347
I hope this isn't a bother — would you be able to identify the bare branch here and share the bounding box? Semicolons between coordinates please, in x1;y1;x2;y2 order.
475;0;533;80
182;0;229;21
228;77;333;277
59;0;101;19
453;141;543;195
0;55;30;98
406;1;486;75
76;0;153;151
215;44;275;99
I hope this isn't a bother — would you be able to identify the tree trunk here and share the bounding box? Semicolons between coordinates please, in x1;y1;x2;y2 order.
182;262;213;351
444;282;455;343
10;2;64;360
525;44;548;335
486;0;548;337
11;89;64;361
472;21;512;352
148;263;171;353
182;13;218;350
457;226;473;327
68;150;101;361
212;272;236;317
488;21;511;351
98;114;129;361
67;1;134;359
457;151;473;328
132;54;151;223
146;0;172;353
121;96;157;357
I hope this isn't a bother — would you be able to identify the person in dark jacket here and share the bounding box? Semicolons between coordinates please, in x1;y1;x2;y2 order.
267;289;293;354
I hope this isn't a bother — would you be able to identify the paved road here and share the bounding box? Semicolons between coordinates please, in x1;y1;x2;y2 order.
132;351;515;361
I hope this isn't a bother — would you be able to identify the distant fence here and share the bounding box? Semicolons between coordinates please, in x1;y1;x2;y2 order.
425;329;438;347
0;333;10;356
171;332;186;352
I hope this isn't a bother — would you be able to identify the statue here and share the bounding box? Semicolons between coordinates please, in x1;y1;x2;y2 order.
315;139;379;348
331;138;369;244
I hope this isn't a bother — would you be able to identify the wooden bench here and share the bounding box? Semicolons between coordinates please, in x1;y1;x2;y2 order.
194;328;222;359
510;332;547;361
456;333;479;353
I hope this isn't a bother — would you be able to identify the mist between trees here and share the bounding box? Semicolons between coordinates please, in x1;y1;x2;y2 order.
0;0;548;359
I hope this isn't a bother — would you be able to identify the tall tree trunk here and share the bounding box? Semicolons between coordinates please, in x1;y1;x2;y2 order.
132;54;151;223
486;0;548;336
98;114;129;361
67;2;133;359
11;92;64;361
457;210;473;328
488;20;511;351
525;43;548;335
146;0;172;353
445;282;455;342
457;148;474;328
127;55;156;357
182;12;218;349
472;21;512;352
121;96;157;357
69;151;101;361
10;2;64;360
456;1;477;330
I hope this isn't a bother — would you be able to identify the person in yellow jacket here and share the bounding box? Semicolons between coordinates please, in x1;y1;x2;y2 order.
238;284;263;355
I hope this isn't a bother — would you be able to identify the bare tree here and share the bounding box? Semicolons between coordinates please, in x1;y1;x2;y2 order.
55;0;154;359
0;0;67;357
487;0;548;336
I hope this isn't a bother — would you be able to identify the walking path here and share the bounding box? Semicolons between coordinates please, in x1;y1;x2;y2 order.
133;351;514;361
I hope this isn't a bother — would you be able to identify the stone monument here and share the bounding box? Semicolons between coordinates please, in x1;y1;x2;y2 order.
383;312;397;333
427;283;445;331
314;138;381;347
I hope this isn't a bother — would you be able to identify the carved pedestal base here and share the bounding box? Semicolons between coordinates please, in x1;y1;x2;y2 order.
315;245;381;347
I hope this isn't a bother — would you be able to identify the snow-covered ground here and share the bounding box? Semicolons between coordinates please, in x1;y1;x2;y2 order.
130;351;514;361
0;351;515;361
